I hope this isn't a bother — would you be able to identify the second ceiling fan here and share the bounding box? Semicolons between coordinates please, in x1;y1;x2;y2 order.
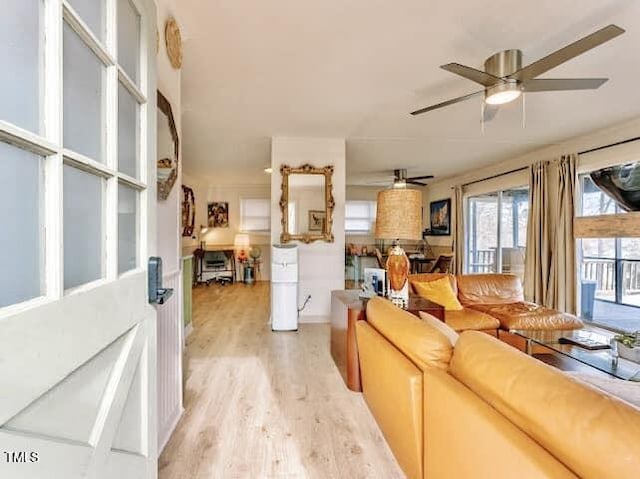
411;24;625;121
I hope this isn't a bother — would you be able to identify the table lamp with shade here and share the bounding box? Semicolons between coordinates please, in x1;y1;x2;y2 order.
375;187;423;307
234;233;251;261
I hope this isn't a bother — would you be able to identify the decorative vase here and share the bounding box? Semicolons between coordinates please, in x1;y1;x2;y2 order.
386;243;409;307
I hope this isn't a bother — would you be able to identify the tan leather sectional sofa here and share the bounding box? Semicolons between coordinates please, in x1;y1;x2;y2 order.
356;297;640;479
408;273;583;335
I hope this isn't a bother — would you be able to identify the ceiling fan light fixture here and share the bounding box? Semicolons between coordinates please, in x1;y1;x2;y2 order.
485;82;522;105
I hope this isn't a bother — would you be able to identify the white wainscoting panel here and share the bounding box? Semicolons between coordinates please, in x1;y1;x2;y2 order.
156;271;183;454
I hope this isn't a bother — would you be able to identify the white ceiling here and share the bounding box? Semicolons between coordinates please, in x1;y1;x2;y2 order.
176;0;640;186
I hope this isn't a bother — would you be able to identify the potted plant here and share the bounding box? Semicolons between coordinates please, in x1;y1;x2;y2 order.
612;332;640;363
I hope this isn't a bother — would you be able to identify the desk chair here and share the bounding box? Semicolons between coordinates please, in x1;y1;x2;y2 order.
429;253;454;273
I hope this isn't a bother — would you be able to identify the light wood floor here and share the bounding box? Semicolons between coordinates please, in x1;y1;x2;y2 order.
159;282;404;479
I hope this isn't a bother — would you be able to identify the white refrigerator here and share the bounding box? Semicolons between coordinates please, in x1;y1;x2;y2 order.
271;244;299;331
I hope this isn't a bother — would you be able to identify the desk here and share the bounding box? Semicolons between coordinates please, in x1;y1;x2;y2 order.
193;245;236;284
330;290;445;391
409;257;434;274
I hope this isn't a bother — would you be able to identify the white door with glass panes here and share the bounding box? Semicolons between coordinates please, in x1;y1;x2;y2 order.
0;0;158;478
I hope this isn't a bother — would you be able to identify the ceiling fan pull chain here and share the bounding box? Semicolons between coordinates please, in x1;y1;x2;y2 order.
480;101;485;136
522;93;526;129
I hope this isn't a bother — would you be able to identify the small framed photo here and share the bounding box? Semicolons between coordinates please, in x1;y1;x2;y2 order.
308;210;326;231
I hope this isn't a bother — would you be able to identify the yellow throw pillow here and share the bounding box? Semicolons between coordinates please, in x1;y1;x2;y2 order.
412;277;463;311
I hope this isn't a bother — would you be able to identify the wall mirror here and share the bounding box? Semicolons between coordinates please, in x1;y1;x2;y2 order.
280;164;334;243
157;90;179;200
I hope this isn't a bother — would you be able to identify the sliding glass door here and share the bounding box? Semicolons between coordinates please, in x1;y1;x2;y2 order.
578;174;640;331
466;187;529;280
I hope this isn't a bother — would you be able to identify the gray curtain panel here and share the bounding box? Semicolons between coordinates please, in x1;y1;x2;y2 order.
523;154;577;313
453;185;465;275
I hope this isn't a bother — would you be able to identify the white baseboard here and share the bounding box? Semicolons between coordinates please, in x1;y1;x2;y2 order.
184;322;193;339
298;315;330;324
158;404;184;456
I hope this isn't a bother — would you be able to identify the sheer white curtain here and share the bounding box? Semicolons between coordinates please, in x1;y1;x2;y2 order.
524;154;577;312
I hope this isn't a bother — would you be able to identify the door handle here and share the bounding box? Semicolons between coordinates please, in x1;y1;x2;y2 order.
148;257;174;304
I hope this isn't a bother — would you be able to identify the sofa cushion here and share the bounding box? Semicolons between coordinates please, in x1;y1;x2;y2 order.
419;311;459;345
456;274;524;306
411;277;463;311
469;302;583;330
444;308;500;332
366;297;452;370
449;331;640;479
424;368;578;479
355;321;424;479
408;273;457;295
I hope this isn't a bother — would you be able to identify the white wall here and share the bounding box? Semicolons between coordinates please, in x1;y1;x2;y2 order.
154;0;183;456
424;117;640;249
271;137;346;321
156;0;181;275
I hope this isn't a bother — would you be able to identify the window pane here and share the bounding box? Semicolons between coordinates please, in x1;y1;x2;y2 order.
0;0;42;133
63;22;105;162
118;83;139;178
346;202;370;218
500;188;528;279
620;238;640;308
64;165;104;289
621;238;640;261
118;184;138;274
345;200;376;232
467;193;498;273
581;238;616;303
0;142;43;307
67;0;106;41
240;199;270;231
581;175;618;216
118;0;140;84
346;219;371;232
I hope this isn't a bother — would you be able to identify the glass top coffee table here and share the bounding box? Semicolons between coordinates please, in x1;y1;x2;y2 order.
511;326;640;382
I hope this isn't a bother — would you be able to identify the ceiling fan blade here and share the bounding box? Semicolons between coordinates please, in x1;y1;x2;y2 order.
411;90;484;116
522;78;608;91
408;175;434;180
483;104;499;122
509;24;625;82
441;63;504;87
407;180;428;186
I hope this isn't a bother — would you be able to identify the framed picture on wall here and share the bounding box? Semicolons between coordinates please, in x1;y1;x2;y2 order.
308;210;326;231
208;201;229;228
181;185;195;237
429;198;451;236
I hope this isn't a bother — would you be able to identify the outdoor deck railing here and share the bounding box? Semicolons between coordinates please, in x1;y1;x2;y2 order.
582;258;640;296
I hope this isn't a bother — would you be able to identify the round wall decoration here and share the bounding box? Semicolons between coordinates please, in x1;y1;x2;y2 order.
165;17;182;69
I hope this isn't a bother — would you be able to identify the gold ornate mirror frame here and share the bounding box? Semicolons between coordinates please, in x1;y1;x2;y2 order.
279;164;335;244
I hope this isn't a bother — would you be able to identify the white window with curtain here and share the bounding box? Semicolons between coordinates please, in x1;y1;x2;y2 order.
240;198;270;232
345;200;376;233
